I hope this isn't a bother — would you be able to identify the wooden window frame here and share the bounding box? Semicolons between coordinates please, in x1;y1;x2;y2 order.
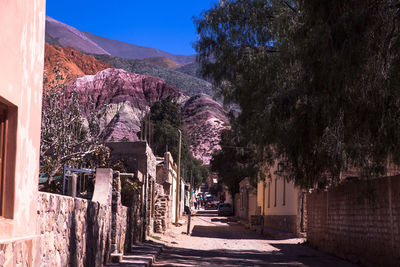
0;98;17;219
267;181;271;208
283;176;286;206
274;178;277;207
0;104;6;217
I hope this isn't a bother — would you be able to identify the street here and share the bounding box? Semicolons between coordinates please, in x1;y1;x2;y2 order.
151;210;357;267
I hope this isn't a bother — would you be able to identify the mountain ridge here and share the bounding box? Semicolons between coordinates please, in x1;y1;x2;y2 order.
46;16;195;65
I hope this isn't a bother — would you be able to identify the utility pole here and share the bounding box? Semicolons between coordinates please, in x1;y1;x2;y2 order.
175;129;182;224
190;169;193;191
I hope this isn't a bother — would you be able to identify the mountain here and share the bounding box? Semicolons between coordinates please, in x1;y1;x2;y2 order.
45;16;195;65
44;43;113;86
174;62;203;79
182;94;229;164
67;68;187;141
66;69;228;164
138;57;179;69
45;16;110;55
92;54;215;98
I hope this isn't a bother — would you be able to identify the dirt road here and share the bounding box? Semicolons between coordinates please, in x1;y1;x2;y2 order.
151;210;357;267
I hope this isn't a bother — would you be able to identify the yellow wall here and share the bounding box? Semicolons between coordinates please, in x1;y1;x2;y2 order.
257;160;300;216
0;0;45;240
257;178;299;215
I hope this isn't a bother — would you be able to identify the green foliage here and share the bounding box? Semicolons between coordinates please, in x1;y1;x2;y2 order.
148;98;209;188
120;175;140;207
195;0;400;188
119;137;130;142
210;119;259;196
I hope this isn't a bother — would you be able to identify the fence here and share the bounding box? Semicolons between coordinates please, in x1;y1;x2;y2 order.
62;164;95;198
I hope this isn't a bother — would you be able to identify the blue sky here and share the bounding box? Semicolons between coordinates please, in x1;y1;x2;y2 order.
46;0;217;55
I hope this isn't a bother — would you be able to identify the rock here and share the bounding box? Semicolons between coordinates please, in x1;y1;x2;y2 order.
44;43;112;86
182;94;229;164
67;68;186;141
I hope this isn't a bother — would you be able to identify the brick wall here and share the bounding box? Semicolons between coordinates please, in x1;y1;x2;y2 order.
307;176;400;266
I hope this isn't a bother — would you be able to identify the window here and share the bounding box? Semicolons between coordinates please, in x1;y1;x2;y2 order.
0;104;7;216
283;177;286;206
267;181;270;208
0;99;16;219
274;178;277;207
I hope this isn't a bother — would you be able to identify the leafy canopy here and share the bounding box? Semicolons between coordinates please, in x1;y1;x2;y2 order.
148;98;209;189
211;117;259;196
195;0;400;188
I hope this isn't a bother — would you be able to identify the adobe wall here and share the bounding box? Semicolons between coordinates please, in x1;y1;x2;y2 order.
307;176;400;266
0;2;45;267
0;0;45;265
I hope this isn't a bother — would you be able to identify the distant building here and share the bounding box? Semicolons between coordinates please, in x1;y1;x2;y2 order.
0;0;46;265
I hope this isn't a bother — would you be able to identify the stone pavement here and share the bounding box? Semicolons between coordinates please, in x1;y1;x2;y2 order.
107;241;164;267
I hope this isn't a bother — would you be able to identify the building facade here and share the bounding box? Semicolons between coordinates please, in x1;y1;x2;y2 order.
257;160;306;236
0;0;46;265
235;177;257;222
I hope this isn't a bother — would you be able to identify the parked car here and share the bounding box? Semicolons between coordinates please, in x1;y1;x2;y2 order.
205;200;219;210
217;202;233;216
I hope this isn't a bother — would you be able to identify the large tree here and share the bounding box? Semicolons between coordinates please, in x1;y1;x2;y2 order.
211;117;259;196
195;0;400;188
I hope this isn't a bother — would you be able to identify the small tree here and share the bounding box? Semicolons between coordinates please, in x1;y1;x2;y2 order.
40;67;108;185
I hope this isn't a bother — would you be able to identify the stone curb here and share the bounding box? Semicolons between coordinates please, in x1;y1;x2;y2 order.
106;240;164;267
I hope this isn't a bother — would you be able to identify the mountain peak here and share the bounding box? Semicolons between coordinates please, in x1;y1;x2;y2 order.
45;16;195;65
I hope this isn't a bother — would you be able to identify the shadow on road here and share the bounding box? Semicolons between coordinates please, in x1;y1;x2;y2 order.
154;244;356;267
194;210;218;215
191;225;266;240
211;218;228;223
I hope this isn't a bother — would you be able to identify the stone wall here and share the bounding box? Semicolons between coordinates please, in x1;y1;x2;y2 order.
35;168;128;267
111;171;128;257
0;238;41;267
263;215;297;233
37;192;112;267
153;182;171;233
307;176;400;266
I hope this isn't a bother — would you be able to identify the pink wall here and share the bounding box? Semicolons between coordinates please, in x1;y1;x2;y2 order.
0;0;45;242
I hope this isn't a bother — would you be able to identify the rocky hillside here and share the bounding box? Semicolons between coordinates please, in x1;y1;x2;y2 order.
46;16;195;64
92;54;215;98
65;68;229;164
182;94;229;164
44;43;113;85
67;68;186;141
139;57;179;69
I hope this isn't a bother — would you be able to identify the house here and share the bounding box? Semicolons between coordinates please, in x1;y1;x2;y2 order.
155;152;178;231
257;160;306;237
0;0;46;265
235;177;257;223
106;141;157;238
